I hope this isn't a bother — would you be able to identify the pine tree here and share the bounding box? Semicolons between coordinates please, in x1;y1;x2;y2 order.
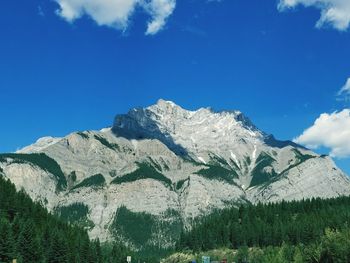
17;219;43;263
110;242;129;263
0;217;16;262
47;229;69;263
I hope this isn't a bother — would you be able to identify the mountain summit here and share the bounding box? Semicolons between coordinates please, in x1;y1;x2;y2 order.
1;100;349;248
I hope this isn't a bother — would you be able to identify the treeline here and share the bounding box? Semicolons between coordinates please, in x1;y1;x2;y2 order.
177;196;350;252
0;175;136;263
233;228;350;263
167;228;350;263
0;175;103;262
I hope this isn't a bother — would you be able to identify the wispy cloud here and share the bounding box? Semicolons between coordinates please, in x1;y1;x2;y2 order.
54;0;175;35
294;109;350;158
278;0;350;31
144;0;176;35
337;78;350;101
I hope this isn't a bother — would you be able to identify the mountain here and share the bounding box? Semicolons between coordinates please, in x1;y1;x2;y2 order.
0;173;104;263
1;99;350;249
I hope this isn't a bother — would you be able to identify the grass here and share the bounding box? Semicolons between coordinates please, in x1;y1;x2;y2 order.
0;153;67;191
93;134;120;151
71;174;106;190
111;163;172;188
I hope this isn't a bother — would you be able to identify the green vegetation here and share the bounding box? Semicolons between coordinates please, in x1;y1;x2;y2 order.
110;206;183;257
177;196;350;257
250;152;277;187
68;171;77;182
93;135;120;151
148;157;163;171
195;165;238;184
0;176;157;263
71;174;106;190
188;154;240;185
109;170;117;177
259;149;317;188
209;154;230;167
167;229;350;263
160;158;170;171
76;132;89;139
278;149;316;177
0;176;103;263
173;196;350;261
111;163;172;188
112;206;156;247
176;178;189;190
293;149;314;162
245;156;251;166
54;203;95;230
0;153;67;191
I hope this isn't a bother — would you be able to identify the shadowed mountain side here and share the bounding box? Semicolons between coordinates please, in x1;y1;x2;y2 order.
112;108;189;157
264;134;306;150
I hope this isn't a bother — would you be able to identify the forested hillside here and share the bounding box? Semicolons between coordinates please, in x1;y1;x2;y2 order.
175;197;350;262
0;174;161;263
2;167;350;263
0;175;105;262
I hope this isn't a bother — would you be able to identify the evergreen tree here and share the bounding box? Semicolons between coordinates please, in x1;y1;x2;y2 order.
47;229;69;263
17;219;43;263
0;217;16;262
109;242;129;263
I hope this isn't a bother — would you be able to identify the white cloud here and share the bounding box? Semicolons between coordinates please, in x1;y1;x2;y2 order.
53;0;350;35
338;78;350;96
54;0;176;35
279;0;350;31
144;0;176;35
294;109;350;158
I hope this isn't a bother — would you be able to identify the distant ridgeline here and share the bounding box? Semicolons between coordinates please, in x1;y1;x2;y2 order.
172;197;350;262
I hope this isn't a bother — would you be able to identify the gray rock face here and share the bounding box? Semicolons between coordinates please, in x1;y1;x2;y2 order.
1;99;350;246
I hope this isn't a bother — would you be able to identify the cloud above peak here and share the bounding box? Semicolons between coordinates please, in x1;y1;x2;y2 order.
294;109;350;158
53;0;350;35
279;0;350;31
54;0;176;35
144;0;176;35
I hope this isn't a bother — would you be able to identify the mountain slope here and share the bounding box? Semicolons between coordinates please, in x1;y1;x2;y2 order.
1;99;349;248
0;174;103;263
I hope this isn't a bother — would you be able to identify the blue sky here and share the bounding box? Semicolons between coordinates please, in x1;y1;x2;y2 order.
1;0;350;173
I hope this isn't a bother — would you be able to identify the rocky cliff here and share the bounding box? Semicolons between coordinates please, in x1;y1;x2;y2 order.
1;99;349;249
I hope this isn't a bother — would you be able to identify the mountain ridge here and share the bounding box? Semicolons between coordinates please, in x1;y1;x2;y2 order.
1;99;349;248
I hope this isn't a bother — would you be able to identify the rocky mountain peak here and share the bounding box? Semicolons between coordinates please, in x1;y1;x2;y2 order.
2;99;350;248
112;100;265;160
